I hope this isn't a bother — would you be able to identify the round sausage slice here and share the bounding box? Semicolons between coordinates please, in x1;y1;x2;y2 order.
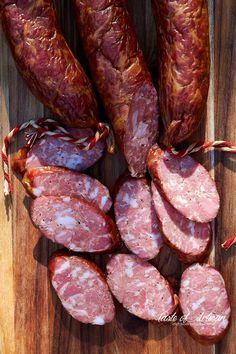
31;196;120;253
179;263;231;344
22;166;112;213
147;144;220;223
106;254;176;321
151;182;211;263
11;128;105;175
114;177;163;260
49;252;115;325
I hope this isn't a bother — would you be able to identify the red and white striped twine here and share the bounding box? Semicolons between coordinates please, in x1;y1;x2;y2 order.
2;118;113;196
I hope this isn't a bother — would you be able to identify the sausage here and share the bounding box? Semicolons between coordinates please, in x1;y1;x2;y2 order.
106;254;177;321
73;0;159;177
179;263;231;344
151;182;211;263
114;176;163;260
48;252;115;325
31;195;120;252
1;0;98;128
11;128;105;175
22;166;112;213
147;145;220;223
152;0;210;145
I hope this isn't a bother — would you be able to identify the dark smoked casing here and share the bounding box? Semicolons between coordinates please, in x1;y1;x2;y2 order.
73;0;159;177
1;0;98;128
152;0;210;146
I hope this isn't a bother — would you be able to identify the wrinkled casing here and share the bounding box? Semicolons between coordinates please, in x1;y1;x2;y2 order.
152;0;210;145
1;0;98;128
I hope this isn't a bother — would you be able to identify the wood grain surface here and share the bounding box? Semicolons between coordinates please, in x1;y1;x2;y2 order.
0;0;235;353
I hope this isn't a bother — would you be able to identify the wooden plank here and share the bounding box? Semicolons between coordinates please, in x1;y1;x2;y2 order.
0;0;234;353
215;1;236;354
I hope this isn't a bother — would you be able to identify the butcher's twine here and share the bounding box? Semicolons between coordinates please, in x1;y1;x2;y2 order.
2;117;113;196
2;121;236;251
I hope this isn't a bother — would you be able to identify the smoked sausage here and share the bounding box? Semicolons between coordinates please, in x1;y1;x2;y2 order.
49;252;115;325
147;145;220;223
73;0;159;176
1;0;98;128
152;0;210;145
179;263;231;344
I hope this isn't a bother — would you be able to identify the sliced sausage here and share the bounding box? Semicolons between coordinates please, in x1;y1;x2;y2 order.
49;252;115;325
106;254;176;321
179;263;231;344
1;0;98;128
73;0;159;176
114;176;163;260
22;166;112;213
147;145;220;223
152;0;210;145
31;196;120;253
11;128;105;175
151;182;211;263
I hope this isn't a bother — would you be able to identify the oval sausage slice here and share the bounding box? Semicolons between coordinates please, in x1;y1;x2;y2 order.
147;145;220;223
179;263;231;344
31;196;120;253
23;166;112;213
151;182;211;263
12;128;105;175
106;254;176;321
114;177;163;260
49;252;115;325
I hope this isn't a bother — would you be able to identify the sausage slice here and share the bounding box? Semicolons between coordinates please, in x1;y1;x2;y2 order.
23;166;112;213
31;196;120;253
106;254;176;321
147;145;220;223
49;252;115;325
179;263;231;343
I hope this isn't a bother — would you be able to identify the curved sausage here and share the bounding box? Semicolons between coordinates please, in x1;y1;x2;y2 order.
31;195;120;252
179;263;231;344
151;182;211;263
73;0;159;176
11;128;105;175
147;145;220;223
1;0;98;128
49;252;115;325
106;254;177;321
22;166;112;213
152;0;210;145
114;176;163;260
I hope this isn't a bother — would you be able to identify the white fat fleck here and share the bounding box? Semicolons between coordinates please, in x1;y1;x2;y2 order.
124;193;138;208
212;287;220;291
63;197;71;203
90;187;99;199
173;195;187;205
188;221;195;235
166;296;172;305
80;270;93;281
125;260;134;277
76;309;89;317
191;297;206;311
84;180;91;192
32;186;44;197
55;261;70;274
135;122;148;138
56;216;77;229
100;196;108;209
182;279;190;287
39;139;46;146
71;267;81;278
92;316;105;325
125;233;134;241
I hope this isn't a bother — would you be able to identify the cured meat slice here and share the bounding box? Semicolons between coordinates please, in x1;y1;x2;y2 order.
49;252;115;325
11;128;105;175
22;166;112;213
179;263;231;343
106;254;176;321
147;145;220;223
114;177;163;260
31;196;120;252
151;182;211;263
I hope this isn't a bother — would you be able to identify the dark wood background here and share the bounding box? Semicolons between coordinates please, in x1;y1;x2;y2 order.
0;0;235;353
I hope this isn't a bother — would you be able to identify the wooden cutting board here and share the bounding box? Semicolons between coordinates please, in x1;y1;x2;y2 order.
0;1;235;353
